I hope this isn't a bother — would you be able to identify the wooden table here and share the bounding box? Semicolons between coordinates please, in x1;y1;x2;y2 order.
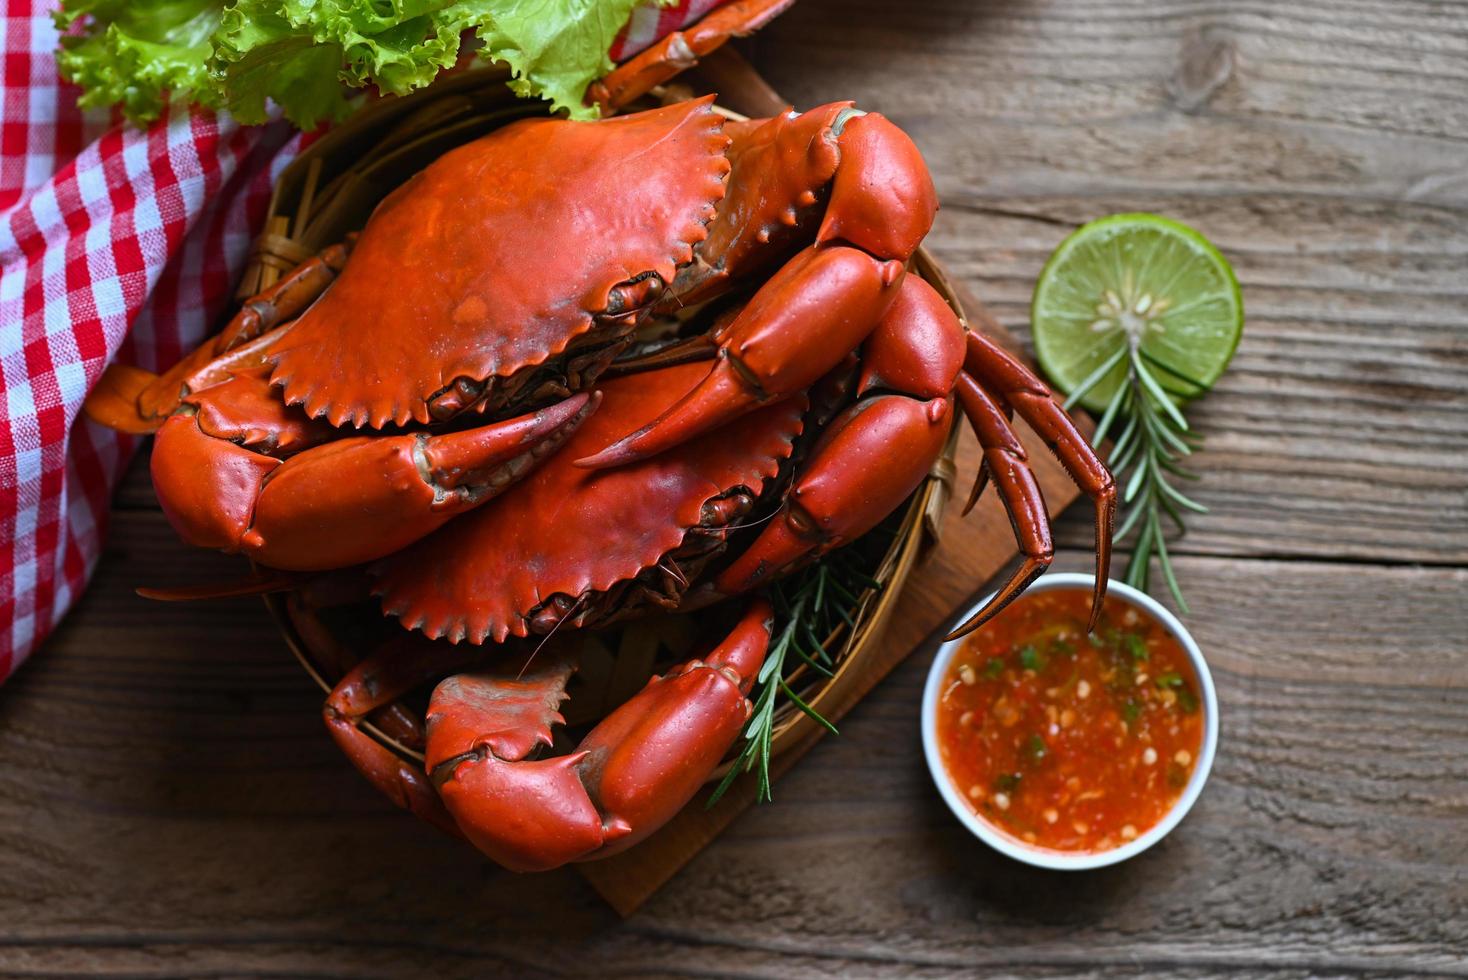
3;1;1465;975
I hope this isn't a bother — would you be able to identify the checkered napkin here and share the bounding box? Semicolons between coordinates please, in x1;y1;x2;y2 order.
0;0;733;682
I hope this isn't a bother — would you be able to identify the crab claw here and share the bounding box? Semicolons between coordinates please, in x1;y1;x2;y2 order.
153;392;598;571
713;393;953;595
576;245;903;469
426;600;773;872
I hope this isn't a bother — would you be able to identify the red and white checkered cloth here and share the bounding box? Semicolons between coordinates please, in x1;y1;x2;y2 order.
0;0;735;683
610;0;732;61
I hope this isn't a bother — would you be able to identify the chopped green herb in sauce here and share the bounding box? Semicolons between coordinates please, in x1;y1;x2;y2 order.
1019;645;1043;671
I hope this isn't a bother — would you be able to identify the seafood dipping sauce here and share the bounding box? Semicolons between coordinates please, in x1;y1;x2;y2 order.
934;587;1205;854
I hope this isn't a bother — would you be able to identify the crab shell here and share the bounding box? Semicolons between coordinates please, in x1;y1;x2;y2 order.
371;362;806;644
267;98;732;429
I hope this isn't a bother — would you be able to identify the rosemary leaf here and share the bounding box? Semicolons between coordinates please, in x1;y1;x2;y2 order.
1132;349;1190;431
790;637;836;677
1123;449;1151;503
1109;405;1142;462
1152;513;1189;613
1142;405;1194;456
1139;347;1212;394
1061;338;1223;613
1091;378;1130;447
1116;489;1150;539
1156;486;1189;533
778;678;839;734
1157;476;1209;513
1107;426;1144;474
707;511;895;806
1062;342;1127;412
1157;456;1203;481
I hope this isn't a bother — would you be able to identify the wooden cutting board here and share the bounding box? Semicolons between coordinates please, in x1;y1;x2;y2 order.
575;287;1091;915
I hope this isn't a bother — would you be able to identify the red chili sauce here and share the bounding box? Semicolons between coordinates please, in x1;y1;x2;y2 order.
935;588;1204;853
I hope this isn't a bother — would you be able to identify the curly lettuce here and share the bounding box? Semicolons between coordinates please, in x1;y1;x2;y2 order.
56;0;226;121
55;0;661;129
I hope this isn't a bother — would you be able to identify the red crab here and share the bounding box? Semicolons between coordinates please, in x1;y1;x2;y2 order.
88;95;1115;872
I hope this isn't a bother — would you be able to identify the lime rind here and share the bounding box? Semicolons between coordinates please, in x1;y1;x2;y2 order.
1032;213;1243;415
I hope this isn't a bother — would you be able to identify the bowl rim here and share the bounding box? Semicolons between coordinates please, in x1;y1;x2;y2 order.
920;572;1219;870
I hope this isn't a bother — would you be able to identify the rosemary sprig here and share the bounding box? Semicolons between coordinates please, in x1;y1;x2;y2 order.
707;539;892;806
1064;341;1211;613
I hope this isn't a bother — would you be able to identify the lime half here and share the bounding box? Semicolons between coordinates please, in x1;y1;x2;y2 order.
1032;213;1243;414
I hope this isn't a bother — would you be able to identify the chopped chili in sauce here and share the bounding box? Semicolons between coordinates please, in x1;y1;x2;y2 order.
935;587;1204;853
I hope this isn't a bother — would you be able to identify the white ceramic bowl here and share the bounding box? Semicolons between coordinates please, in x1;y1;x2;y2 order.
921;573;1219;870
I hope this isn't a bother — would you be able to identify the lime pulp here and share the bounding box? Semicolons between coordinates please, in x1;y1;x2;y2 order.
1031;213;1243;414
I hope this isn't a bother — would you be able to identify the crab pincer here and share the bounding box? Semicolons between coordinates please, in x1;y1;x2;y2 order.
424;600;774;872
698;274;1116;635
152;388;599;571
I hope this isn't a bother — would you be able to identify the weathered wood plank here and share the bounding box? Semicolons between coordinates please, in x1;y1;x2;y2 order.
1;529;1463;976
942;195;1468;568
8;0;1468;974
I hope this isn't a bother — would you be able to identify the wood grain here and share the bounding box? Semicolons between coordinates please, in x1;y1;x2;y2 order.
3;533;1463;977
4;0;1467;974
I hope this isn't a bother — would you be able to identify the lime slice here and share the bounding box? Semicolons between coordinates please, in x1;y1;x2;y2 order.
1032;213;1243;414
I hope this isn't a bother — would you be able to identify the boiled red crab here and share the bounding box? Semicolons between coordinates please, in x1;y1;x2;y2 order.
87;99;735;570
87;95;1116;873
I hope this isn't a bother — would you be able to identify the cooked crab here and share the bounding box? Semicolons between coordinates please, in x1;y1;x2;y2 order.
86;95;1115;872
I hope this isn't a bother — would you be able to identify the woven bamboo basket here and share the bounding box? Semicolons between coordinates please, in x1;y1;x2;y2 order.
245;64;965;787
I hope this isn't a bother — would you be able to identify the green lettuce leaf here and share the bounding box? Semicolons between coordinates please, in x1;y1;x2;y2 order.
55;0;225;121
210;0;352;127
56;0;671;128
477;0;651;119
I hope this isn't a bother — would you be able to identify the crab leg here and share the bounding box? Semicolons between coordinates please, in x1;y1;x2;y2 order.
323;633;484;838
141;244;351;420
705;271;1111;639
83;244;349;434
426;600;772;872
698;276;963;593
947;374;1054;638
291;595;425;749
589;0;799;114
856;277;1073;637
152;387;599;571
962;331;1116;632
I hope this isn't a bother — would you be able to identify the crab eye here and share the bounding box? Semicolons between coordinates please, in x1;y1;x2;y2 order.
701;490;754;527
427;376;490;422
604;274;665;316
